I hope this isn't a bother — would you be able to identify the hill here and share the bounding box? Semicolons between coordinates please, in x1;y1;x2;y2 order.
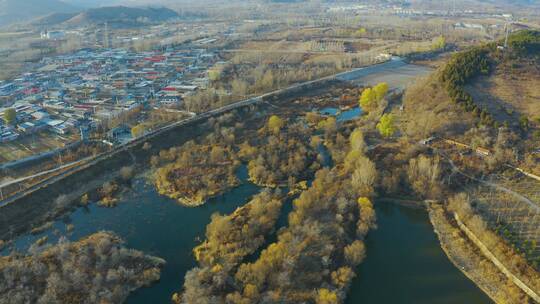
0;0;78;27
29;12;79;27
403;30;540;169
63;6;179;27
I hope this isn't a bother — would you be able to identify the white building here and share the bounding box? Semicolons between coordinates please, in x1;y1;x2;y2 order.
41;31;66;40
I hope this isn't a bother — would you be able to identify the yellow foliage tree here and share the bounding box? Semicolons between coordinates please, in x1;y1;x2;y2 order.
243;284;259;299
431;35;446;50
359;88;377;110
80;193;89;206
238;142;258;160
373;82;389;101
344;240;366;266
131;124;145;138
267;115;284;135
316;288;339;304
349;128;366;152
377;114;396;138
357;197;373;211
3;108;16;125
306;112;321;125
208;68;222;81
331;267;355;288
357;196;376;236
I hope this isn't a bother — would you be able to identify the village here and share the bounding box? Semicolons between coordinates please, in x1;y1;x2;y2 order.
0;44;220;163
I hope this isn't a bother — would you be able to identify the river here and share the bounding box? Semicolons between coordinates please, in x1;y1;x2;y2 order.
346;202;492;304
0;59;493;303
1;171;492;304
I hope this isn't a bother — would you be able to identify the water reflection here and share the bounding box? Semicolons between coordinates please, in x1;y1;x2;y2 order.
320;106;363;122
346;201;493;304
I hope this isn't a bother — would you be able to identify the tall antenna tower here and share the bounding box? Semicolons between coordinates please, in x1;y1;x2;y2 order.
104;22;109;49
504;21;510;48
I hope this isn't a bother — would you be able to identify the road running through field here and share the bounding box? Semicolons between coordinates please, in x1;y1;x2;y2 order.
0;156;93;189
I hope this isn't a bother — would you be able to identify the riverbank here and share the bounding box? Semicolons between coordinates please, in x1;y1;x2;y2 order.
0;66;343;240
346;200;491;304
428;203;532;304
1;59;450;304
0;231;165;303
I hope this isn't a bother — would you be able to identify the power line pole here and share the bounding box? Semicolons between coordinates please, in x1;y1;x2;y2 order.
504;22;510;48
104;22;110;49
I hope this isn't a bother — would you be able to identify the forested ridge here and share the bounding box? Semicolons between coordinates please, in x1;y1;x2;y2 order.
440;30;540;129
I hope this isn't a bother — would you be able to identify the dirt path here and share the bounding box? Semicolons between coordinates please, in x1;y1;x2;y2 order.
428;203;530;304
436;148;540;213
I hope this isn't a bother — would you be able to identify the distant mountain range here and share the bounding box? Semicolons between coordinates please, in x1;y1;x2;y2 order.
2;0;539;28
65;6;178;27
0;0;78;27
0;0;179;28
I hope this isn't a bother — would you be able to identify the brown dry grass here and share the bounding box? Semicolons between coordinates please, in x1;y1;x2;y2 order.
468;62;540;123
402;73;475;140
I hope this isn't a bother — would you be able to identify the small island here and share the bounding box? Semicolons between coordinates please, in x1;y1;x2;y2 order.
0;232;165;304
153;142;240;206
243;115;321;187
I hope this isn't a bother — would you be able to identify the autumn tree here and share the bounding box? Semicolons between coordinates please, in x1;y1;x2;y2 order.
261;70;275;90
210;146;226;163
357;27;367;35
373;82;389;101
331;267;355;289
306;112;322;125
80;194;89;206
359;88;377;110
377;114;396;138
319;116;337;137
357;197;376;237
316;289;339;304
407;155;441;199
208;67;223;82
360;83;388;111
180;191;283;303
3;108;16;125
231;79;248;97
120;166;134;180
349;128;366;153
153;143;239;206
238;141;257;160
0;232;164;304
131;124;145;138
349;152;377;196
431;35;446;50
267;115;284;135
344;240;366;266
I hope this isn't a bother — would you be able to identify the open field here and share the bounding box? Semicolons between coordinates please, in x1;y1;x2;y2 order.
0;132;78;163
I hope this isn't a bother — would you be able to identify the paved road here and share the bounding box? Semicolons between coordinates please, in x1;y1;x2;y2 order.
337;57;432;90
0;156;93;189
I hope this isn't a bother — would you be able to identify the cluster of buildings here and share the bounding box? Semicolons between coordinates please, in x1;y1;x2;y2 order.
326;3;515;20
40;30;67;40
0;45;219;144
0;124;18;143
